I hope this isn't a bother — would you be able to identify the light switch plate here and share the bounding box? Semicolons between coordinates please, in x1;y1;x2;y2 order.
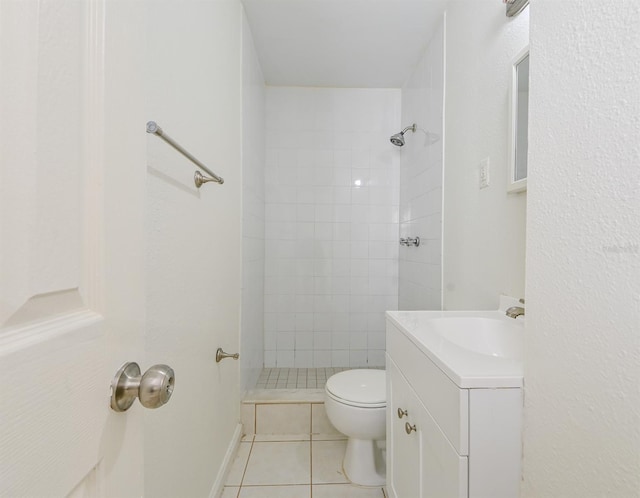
479;157;490;189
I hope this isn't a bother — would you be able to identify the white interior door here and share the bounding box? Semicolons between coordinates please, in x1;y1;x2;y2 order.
0;1;148;496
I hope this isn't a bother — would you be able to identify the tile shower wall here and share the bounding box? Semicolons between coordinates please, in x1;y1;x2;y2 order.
398;18;445;310
264;87;401;368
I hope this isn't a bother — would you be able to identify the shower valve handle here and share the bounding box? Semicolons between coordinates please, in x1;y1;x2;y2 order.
399;237;420;247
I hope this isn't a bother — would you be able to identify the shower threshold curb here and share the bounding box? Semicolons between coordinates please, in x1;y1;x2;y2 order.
243;388;325;403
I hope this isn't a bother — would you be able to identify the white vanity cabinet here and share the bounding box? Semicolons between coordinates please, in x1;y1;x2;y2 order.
386;316;523;498
387;357;468;498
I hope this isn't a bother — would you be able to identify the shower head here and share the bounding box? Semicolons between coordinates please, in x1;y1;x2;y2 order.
390;133;405;146
390;124;417;147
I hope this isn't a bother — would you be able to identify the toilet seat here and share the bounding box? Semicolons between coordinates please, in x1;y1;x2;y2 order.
325;369;386;408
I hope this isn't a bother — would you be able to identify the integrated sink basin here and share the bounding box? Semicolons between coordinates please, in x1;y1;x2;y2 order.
386;302;524;388
425;316;522;359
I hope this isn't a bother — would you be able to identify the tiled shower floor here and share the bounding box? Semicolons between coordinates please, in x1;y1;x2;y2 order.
256;368;348;389
256;367;382;389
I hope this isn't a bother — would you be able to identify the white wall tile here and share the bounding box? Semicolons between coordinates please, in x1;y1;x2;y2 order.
294;350;313;368
331;332;350;350
313;313;332;330
332;350;349;367
349;313;369;331
350;224;369;241
332;242;350;260
367;332;385;350
398;26;444;311
332;313;350;331
313;350;332;368
265;331;276;350
349;350;368;367
295;313;313;332
264;350;276;368
349;332;368;350
255;404;311;435
313;332;332;350
368;350;386;367
265;87;400;367
276;350;294;368
277;331;295;350
296;332;313;350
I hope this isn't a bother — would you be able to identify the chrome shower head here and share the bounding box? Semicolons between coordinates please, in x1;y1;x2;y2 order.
390;133;405;146
390;124;417;147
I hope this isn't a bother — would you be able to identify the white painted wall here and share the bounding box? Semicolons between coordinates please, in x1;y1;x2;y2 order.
144;1;243;496
264;87;401;368
241;10;266;392
523;1;640;496
442;1;529;310
399;16;445;311
242;0;447;88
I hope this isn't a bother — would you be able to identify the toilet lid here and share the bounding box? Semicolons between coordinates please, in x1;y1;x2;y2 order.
325;369;386;407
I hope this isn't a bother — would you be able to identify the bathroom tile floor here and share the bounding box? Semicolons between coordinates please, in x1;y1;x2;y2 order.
221;435;387;498
256;367;383;389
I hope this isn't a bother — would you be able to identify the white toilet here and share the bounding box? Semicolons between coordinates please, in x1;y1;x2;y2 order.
324;369;386;486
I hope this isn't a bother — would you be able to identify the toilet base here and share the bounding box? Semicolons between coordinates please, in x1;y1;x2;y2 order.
343;437;386;487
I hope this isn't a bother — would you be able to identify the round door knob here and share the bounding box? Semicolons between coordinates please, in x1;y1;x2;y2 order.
110;362;175;412
139;364;175;409
397;407;408;419
110;362;142;412
405;422;417;434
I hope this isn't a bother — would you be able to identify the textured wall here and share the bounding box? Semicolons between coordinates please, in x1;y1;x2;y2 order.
398;16;445;311
264;87;401;368
442;1;528;310
241;10;266;392
523;1;640;496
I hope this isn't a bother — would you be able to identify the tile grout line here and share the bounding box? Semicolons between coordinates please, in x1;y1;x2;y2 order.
239;484;314;488
236;435;255;497
310;433;313;498
310;403;313;498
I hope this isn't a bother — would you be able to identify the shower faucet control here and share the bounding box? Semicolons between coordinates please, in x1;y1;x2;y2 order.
400;237;420;247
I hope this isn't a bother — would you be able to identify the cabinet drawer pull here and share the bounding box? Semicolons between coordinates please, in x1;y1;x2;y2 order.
397;407;408;419
405;422;417;434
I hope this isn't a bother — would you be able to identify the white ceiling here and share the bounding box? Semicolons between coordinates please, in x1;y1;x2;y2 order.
241;0;448;88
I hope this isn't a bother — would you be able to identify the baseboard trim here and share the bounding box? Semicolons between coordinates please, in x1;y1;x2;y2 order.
208;423;242;498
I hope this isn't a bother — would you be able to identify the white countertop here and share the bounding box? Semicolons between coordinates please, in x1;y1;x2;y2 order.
386;309;524;388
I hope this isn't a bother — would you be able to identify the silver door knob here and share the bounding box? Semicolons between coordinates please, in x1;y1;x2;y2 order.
397;407;408;419
110;362;175;412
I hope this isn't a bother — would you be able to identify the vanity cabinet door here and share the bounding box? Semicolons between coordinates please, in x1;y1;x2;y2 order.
415;396;468;498
388;355;468;498
387;356;421;498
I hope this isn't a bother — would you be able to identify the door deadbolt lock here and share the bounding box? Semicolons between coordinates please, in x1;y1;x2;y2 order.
110;362;175;412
